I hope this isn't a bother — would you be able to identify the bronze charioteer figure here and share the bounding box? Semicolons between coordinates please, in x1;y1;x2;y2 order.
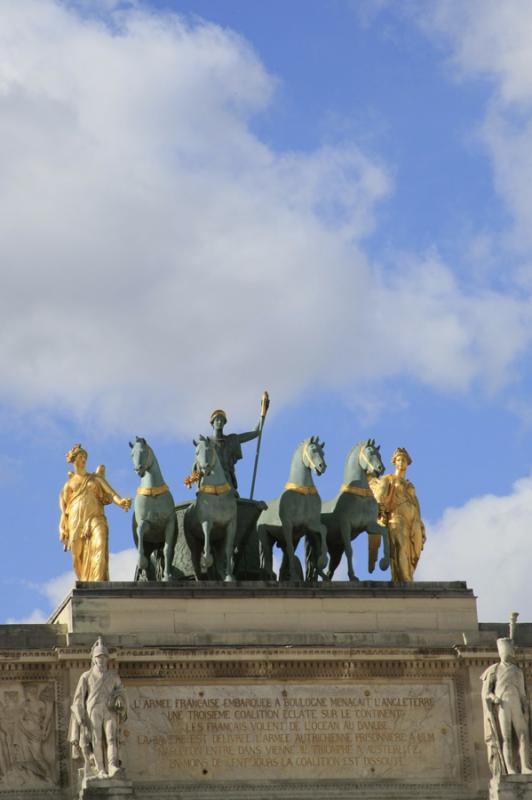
185;394;269;498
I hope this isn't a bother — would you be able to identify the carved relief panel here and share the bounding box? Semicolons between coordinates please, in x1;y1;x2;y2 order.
0;681;57;790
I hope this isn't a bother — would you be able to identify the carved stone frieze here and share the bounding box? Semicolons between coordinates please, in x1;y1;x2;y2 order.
0;681;58;791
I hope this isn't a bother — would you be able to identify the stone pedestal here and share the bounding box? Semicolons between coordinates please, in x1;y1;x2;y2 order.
50;581;485;799
81;776;135;798
490;775;532;800
51;579;481;648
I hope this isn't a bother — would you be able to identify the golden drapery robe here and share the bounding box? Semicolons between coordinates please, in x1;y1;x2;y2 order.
371;473;425;582
60;473;112;581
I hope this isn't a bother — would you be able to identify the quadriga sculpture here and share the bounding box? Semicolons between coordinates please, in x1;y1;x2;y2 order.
317;439;389;582
130;437;176;582
184;435;238;581
257;437;328;582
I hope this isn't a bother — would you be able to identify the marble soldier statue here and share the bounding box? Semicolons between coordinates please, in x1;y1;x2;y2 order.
68;637;127;780
481;635;532;776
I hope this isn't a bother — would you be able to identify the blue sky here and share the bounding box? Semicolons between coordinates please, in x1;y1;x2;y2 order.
1;0;532;622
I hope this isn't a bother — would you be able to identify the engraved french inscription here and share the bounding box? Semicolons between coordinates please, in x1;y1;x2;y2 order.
122;682;460;781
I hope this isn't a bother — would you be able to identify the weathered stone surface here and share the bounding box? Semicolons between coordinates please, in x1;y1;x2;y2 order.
122;681;460;783
128;781;476;800
50;581;480;649
81;775;135;798
0;580;522;799
0;680;58;790
0;624;66;649
480;622;532;646
490;775;532;800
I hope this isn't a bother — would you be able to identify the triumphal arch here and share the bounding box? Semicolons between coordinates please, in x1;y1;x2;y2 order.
1;414;530;800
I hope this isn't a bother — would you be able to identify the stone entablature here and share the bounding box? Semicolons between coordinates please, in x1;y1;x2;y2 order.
0;582;528;799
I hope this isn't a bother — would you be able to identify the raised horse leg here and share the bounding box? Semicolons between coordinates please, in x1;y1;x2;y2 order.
162;514;176;582
379;523;390;571
223;516;237;582
200;520;214;573
367;520;389;572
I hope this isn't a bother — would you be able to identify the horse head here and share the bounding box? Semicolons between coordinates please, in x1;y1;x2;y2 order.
193;434;217;477
129;436;152;477
302;435;327;476
358;438;385;477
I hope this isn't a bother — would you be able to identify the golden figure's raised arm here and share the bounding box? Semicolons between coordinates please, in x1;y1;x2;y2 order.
95;474;131;512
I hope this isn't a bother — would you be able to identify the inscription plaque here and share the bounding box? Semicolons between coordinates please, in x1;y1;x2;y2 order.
121;681;461;782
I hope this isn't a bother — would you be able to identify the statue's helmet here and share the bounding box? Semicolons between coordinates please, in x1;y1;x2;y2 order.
210;409;227;425
496;637;514;659
92;636;109;658
391;447;412;466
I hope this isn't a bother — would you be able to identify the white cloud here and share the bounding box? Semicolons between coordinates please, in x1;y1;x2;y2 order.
5;608;48;625
109;548;137;581
0;547;148;623
417;476;532;621
417;2;532;255
421;1;532;104
23;547;138;622
0;0;530;435
368;254;532;393
41;571;75;611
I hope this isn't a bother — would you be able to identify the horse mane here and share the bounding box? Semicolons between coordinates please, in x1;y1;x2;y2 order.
347;439;369;458
129;435;149;449
345;439;381;467
193;434;213;446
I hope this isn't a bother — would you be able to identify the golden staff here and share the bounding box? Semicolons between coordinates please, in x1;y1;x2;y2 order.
250;391;270;500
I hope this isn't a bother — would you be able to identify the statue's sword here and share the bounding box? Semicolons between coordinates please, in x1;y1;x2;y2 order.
250;391;270;500
487;704;507;775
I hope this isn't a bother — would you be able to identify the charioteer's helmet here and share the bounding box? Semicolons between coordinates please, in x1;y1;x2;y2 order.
210;409;227;425
391;447;412;466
